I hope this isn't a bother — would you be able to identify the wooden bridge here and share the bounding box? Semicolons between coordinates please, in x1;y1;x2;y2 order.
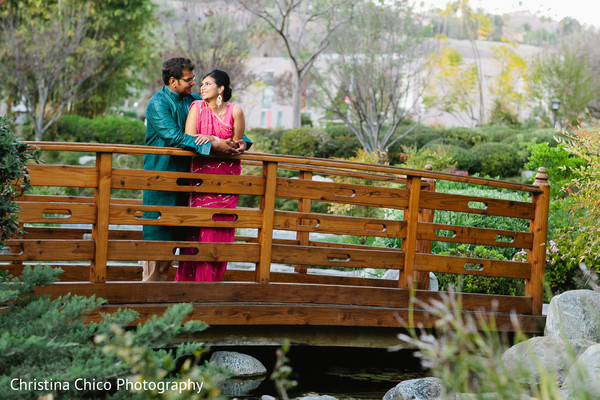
2;142;549;347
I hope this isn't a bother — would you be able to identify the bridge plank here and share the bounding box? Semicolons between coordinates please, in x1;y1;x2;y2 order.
0;240;94;261
417;222;533;249
21;227;142;240
276;177;409;209
274;211;407;238
271;244;405;270
34;282;533;315
111;169;264;195
108;204;262;228
27;164;97;187
84;303;543;332
106;241;261;262
416;254;531;279
420;191;535;219
16;202;97;224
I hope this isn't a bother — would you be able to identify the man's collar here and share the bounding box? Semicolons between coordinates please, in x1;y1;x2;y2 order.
163;85;183;100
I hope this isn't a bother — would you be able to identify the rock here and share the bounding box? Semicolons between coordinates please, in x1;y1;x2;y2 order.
383;377;444;400
501;336;594;386
455;394;537;400
219;376;265;397
381;270;439;291
545;289;600;342
296;394;338;400
209;351;267;377
561;343;600;398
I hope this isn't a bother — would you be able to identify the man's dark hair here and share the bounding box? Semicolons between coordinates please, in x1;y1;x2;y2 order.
162;58;195;85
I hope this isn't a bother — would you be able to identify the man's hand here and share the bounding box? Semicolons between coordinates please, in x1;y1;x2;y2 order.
233;139;247;154
211;138;238;155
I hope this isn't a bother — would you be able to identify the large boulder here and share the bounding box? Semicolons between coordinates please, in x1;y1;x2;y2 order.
501;336;594;386
209;351;267;377
383;377;444;400
561;343;600;398
545;289;600;342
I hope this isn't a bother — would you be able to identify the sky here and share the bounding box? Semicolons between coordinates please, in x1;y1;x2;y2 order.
418;0;600;28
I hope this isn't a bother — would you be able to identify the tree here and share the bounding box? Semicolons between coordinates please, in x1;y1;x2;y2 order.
72;0;159;117
239;0;354;128
440;0;492;125
0;0;112;140
487;41;528;125
312;0;433;159
159;0;257;94
559;29;600;119
527;46;597;126
423;41;480;127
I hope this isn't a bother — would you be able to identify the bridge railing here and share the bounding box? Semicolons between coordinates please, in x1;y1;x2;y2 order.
2;142;550;315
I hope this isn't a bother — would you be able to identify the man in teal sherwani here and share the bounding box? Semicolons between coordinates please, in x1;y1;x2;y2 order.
142;57;250;281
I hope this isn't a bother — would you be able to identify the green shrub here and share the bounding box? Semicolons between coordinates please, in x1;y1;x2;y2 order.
421;137;471;150
399;145;456;171
554;124;600;277
0;266;228;399
45;114;145;145
525;143;585;197
324;124;361;159
396;130;444;149
470;142;522;177
528;128;561;145
45;114;95;142
441;127;487;146
279;128;320;157
477;126;519;142
0;116;40;245
245;128;284;154
91;115;145;145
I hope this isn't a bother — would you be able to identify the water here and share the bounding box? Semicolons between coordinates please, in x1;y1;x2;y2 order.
211;346;428;399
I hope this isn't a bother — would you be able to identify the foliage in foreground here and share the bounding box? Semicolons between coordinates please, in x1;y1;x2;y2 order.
0;116;39;246
398;289;596;399
555;124;600;270
0;266;228;400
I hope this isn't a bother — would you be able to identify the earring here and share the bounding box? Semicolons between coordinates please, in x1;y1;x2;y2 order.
216;94;223;107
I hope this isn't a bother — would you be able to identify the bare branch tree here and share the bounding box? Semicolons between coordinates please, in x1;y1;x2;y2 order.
158;0;258;94
239;0;354;128
0;1;111;141
312;0;434;159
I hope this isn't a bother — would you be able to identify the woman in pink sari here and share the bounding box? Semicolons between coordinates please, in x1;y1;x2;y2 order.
175;69;245;282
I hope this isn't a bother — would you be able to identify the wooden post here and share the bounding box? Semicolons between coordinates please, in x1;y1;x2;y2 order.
294;170;312;273
526;167;550;315
415;165;436;289
400;175;422;289
256;161;277;284
91;152;112;283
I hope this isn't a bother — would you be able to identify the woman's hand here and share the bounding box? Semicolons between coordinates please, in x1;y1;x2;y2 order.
193;134;215;145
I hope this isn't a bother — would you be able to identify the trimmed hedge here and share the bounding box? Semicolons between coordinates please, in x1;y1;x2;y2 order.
470;142;522;177
45;114;145;144
421;137;471;150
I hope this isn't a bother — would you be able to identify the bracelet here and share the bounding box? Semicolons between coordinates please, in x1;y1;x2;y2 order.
214;136;220;142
